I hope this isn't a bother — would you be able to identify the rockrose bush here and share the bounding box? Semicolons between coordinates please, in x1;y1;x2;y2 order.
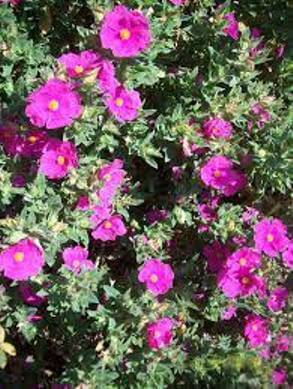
0;0;291;387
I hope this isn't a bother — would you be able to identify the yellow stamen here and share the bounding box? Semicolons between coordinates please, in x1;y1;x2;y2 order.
241;276;250;285
150;274;158;283
115;98;124;107
103;173;112;182
104;221;112;229
74;65;84;74
48;99;59;111
119;28;131;40
239;258;247;266
57;156;66;166
73;260;80;268
14;251;24;262
154;330;161;338
28;135;37;144
214;170;221;178
267;233;274;242
252;324;258;331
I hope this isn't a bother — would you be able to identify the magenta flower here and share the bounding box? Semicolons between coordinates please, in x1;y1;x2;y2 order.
62;246;94;274
138;259;174;296
39;139;78;180
75;195;90;211
198;203;217;223
254;218;288;257
146;209;169;225
226;247;262;272
251;103;271;128
200;156;246;197
275;335;291;353
11;174;26;188
282;241;293;269
91;215;127;241
267;287;288;313
271;369;287;386
58;50;101;78
90;205;111;229
25;79;83;129
100;5;151;58
244;314;270;348
221;305;237;321
242;207;259;224
21;130;49;158
222;12;239;40
97;159;126;190
169;0;186;5
0;239;45;281
19;282;46;306
97;59;119;93
104;86;142;123
146;318;174;350
203;117;233;139
0;124;23;156
203;241;231;273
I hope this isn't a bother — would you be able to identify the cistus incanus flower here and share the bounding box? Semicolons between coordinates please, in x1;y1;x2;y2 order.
21;130;49;158
200;155;246;197
146;318;174;350
169;0;186;5
25;79;83;129
282;241;293;268
62;246;94;274
244;314;270;348
100;5;151;58
225;247;262;272
254;218;288;257
39;139;78;180
0;239;45;281
267;287;288;313
104;85;142;123
91;215;127;241
222;12;240;40
58;50;102;78
138;259;174;296
202;117;233;139
271;369;287;386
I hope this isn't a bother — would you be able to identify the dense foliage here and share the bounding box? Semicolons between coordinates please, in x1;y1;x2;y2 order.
0;0;292;387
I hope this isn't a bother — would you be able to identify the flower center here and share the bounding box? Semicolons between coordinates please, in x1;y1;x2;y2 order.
103;173;112;182
239;257;247;266
267;233;274;242
73;260;80;268
119;28;131;40
103;221;112;229
214;170;221;178
74;65;84;74
252;324;258;331
115;98;124;107
48;99;59;111
241;276;250;285
150;274;158;283
14;251;24;262
154;330;161;338
212;127;219;134
28;135;37;144
57;155;66;166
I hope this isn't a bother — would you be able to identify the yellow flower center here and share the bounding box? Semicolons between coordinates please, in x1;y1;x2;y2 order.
252;324;258;331
120;28;131;40
74;65;84;74
239;258;247;266
154;330;161;338
103;173;112;182
14;251;24;262
28;135;37;144
267;233;274;242
212;127;219;134
241;276;250;285
150;274;158;283
104;221;112;229
214;170;221;178
57;156;66;166
115;98;124;107
48;99;59;111
73;260;80;268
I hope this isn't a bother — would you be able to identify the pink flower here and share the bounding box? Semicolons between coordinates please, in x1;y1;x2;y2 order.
146;209;168;225
259;347;271;360
0;239;45;281
39;139;78;180
221;305;237;320
171;166;183;181
169;0;186;5
226;247;262;272
254;218;288;257
62;246;94;274
251;103;271;128
0;124;23;156
203;117;233;139
275;335;291;353
19;283;46;306
249;28;265;58
104;86;142;123
100;5;151;58
244;314;270;348
198;203;217;223
25;79;83;129
223;12;239;41
90;205;111;229
58;50;101;78
200;156;246;197
138;259;174;296
97;59;119;93
203;241;231;273
75;196;90;211
91;215;127;241
146;318;174;350
0;0;22;5
282;241;293;269
271;369;287;386
267;287;288;313
242;207;259;224
21;130;49;158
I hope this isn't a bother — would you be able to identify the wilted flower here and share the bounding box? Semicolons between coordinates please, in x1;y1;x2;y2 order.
254;218;288;257
146;209;169;225
138;259;174;296
146;317;174;350
0;239;45;281
39;139;78;180
100;5;151;58
25;79;83;129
